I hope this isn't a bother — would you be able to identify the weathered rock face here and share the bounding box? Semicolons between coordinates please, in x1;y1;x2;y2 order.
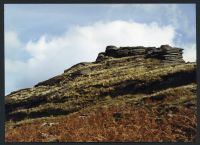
96;45;184;63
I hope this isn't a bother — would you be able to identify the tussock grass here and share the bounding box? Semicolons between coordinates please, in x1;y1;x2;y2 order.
5;103;197;142
5;56;197;142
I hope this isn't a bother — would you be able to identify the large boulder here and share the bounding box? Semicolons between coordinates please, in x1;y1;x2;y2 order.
96;52;107;62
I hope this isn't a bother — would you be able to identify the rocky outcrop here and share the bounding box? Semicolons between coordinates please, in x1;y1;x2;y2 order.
5;44;197;142
6;44;195;122
35;45;185;87
35;75;64;87
96;45;184;63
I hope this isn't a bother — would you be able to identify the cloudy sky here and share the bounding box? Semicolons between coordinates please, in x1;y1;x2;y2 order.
5;4;196;95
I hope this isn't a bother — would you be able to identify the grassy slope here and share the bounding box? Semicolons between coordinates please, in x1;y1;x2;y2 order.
5;56;197;142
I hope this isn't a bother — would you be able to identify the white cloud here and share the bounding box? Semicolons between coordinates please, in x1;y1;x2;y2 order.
109;4;195;37
5;31;30;61
6;20;193;95
182;43;196;62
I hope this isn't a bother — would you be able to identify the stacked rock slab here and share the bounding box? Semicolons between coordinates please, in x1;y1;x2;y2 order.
96;45;185;64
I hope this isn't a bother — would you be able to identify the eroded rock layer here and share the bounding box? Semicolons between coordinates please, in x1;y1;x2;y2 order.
96;45;184;63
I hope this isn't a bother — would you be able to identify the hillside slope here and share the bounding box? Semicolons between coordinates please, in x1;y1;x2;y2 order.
5;45;197;142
